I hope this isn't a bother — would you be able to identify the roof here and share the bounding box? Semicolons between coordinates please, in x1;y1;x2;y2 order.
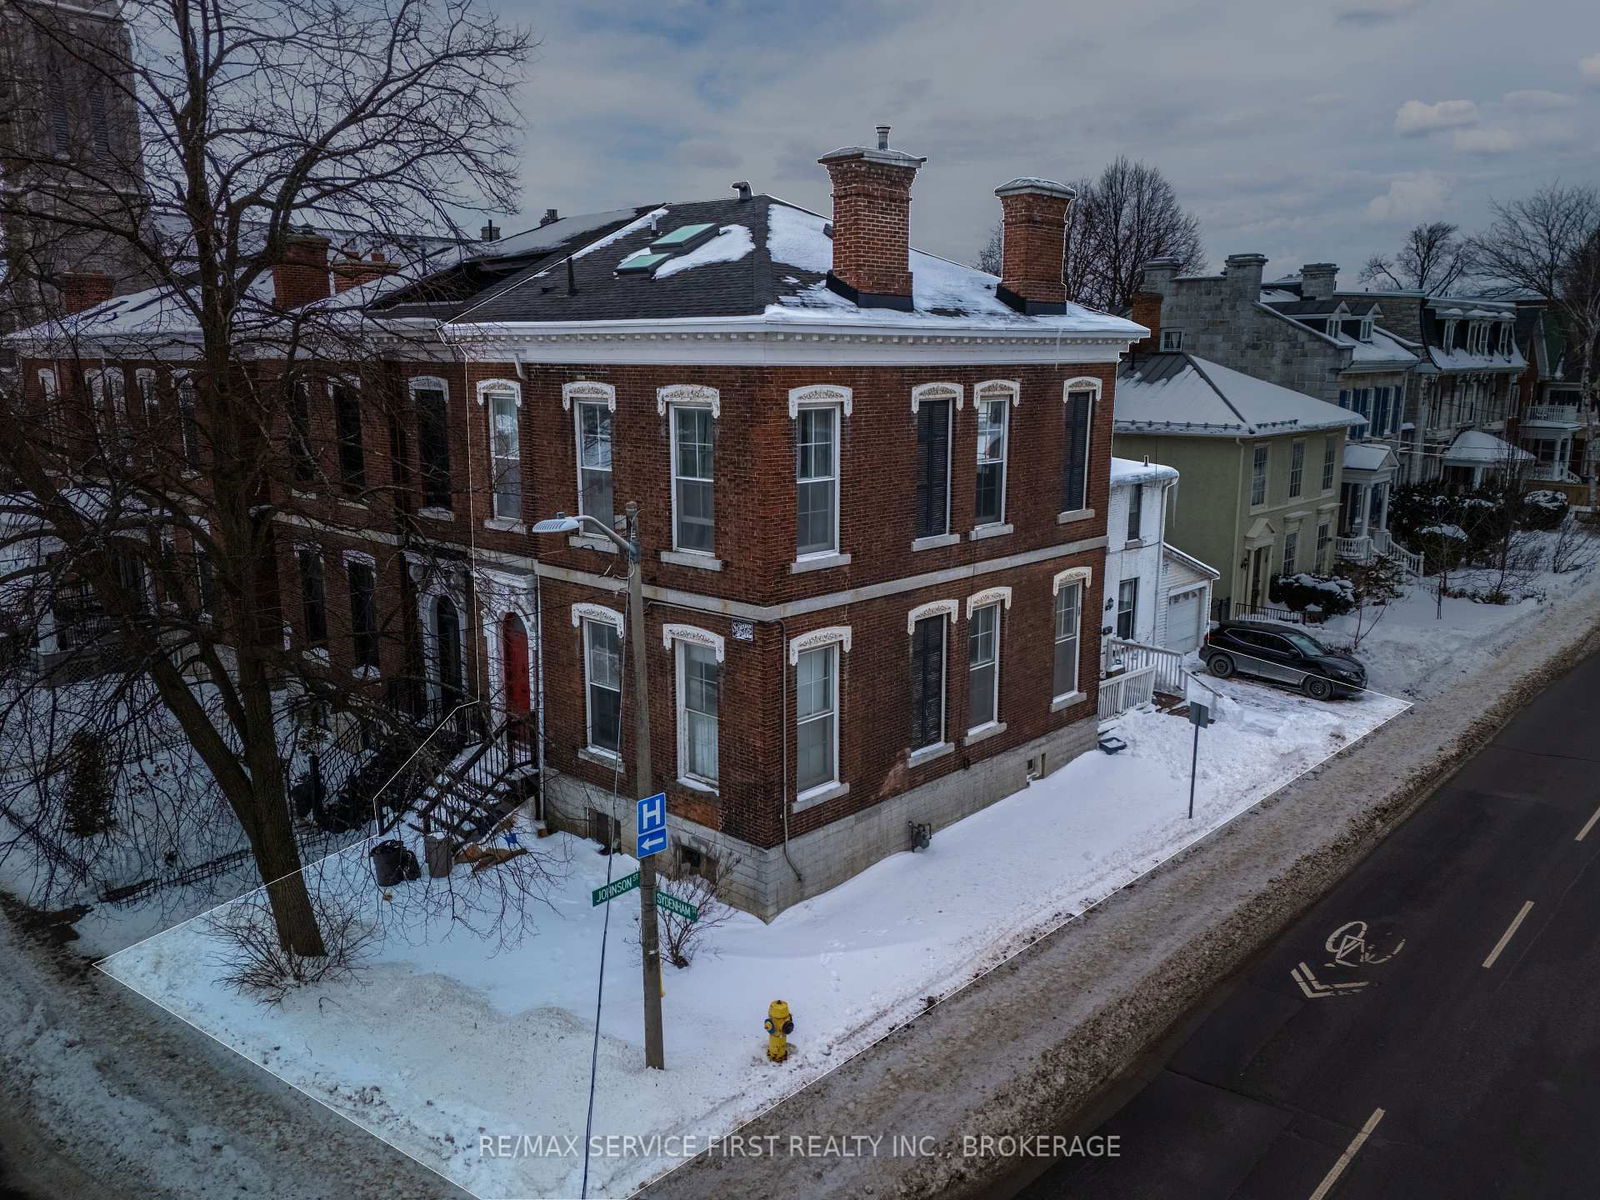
1163;542;1221;582
1442;430;1534;465
1109;456;1179;488
427;195;1143;337
1343;442;1397;473
1115;352;1366;438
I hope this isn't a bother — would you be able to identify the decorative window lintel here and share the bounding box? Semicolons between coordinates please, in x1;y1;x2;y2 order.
788;624;852;665
788;384;853;418
975;379;1021;407
1052;566;1093;595
476;378;522;407
910;381;962;412
1063;376;1102;402
658;383;720;417
563;380;617;412
906;599;959;635
965;586;1013;617
662;622;725;662
571;602;625;637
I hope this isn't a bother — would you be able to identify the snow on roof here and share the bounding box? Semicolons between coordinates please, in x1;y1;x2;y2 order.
1343;442;1396;473
1116;353;1365;437
1109;456;1179;488
1429;344;1527;373
651;223;755;278
487;208;646;259
1442;429;1535;465
1338;326;1418;366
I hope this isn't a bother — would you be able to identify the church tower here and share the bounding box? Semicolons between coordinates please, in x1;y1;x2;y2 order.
0;0;150;333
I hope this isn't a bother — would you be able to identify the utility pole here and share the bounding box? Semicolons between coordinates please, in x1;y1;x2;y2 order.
624;501;666;1070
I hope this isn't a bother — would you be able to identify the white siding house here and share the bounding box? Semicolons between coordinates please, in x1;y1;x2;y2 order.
1106;457;1220;656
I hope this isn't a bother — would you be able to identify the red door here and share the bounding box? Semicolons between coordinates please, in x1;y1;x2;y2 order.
502;614;531;740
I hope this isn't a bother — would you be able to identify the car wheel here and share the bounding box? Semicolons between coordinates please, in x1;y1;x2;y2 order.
1302;675;1335;701
1206;653;1236;679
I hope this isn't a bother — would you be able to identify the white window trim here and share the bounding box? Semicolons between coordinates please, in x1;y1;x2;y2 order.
1288;438;1306;499
966;600;1003;737
662;622;725;662
793;641;844;807
1250;442;1270;509
973;388;1011;531
478;379;522;523
475;378;523;408
1061;377;1101;520
788;624;852;665
910;381;962;412
409;374;450;400
1053;566;1093;594
974;379;1021;407
672;634;722;789
792;390;844;562
571;602;624;637
573;396;614;526
581;617;624;759
1052;580;1084;704
1160;329;1184;351
562;380;616;412
134;367;157;407
906;598;960;634
339;548;377;569
965;586;1012;618
658;383;721;417
666;394;717;557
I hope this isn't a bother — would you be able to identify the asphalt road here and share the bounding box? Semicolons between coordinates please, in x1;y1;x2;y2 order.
1020;650;1600;1200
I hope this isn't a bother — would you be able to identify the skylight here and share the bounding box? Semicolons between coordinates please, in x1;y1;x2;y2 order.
650;222;715;250
616;250;672;274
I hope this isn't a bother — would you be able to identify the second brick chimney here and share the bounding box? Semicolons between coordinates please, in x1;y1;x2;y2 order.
273;227;333;310
818;125;926;311
993;178;1076;314
58;271;114;315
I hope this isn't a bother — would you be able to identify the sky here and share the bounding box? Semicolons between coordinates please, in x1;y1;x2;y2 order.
505;0;1600;288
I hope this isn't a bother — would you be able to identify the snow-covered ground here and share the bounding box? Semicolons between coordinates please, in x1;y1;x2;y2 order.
1314;533;1600;700
100;678;1405;1200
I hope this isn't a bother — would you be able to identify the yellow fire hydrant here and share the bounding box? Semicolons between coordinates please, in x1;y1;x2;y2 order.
765;1000;794;1063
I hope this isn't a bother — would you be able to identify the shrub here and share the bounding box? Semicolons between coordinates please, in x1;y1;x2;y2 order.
203;889;377;1003
655;855;738;970
1269;572;1356;619
1519;489;1569;532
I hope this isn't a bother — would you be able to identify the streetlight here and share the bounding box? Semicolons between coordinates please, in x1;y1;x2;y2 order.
530;503;666;1071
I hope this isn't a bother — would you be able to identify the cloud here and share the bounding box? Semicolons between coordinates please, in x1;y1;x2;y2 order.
1452;126;1516;154
1503;89;1577;110
1583;53;1600;83
1333;0;1424;23
1365;173;1450;222
1395;98;1479;135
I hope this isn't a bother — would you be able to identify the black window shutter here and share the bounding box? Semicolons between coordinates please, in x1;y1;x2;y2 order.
1063;392;1090;512
910;615;945;749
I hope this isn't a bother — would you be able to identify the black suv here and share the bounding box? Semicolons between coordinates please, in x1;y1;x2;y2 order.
1201;620;1367;700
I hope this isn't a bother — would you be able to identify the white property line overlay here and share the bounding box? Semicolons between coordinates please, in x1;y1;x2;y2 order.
90;680;1414;1200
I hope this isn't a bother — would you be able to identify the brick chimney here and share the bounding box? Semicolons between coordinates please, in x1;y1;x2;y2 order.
818;125;926;311
332;250;398;294
1301;262;1338;301
273;227;332;310
1224;252;1268;305
993;178;1075;314
58;271;114;315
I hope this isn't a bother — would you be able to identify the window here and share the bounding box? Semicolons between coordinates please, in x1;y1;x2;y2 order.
583;619;623;755
414;381;451;510
1126;481;1143;542
1359;319;1373;342
347;560;378;672
796;405;839;556
910;614;947;751
135;369;156;420
1250;443;1269;507
795;645;838;794
296;549;327;648
176;373;201;468
1283;530;1299;573
1372;388;1392;440
38;369;58;404
1160;329;1183;351
1062;384;1095;513
671;405;715;553
677;641;719;785
48;71;69;156
1053;584;1081;700
1116;578;1138;640
1288;440;1305;498
914;398;952;539
332;381;364;495
576;401;614;528
288;380;315;487
486;385;521;521
1321;438;1336;491
1316;521;1332;567
967;603;1001;730
974;396;1008;527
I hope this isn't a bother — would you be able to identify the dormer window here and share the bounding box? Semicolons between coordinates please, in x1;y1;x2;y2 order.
1359;319;1373;342
1441;319;1458;350
1160;329;1183;351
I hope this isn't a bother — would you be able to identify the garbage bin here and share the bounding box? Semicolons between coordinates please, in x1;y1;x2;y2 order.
424;835;453;879
370;839;407;887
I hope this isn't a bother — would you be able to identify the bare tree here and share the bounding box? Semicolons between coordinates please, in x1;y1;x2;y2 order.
974;221;1003;276
0;0;531;958
1066;158;1204;313
1359;221;1472;294
1469;184;1600;505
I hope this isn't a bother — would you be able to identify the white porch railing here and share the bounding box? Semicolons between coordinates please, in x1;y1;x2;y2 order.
1098;662;1157;722
1525;404;1581;425
1102;635;1188;696
1528;463;1581;483
1337;529;1424;576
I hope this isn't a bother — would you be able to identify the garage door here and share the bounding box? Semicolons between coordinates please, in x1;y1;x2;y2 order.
1166;589;1205;653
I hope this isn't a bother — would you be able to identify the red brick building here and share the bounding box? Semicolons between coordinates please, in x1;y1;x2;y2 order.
15;130;1144;916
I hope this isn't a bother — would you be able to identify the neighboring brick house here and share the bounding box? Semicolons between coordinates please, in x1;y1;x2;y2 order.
1133;256;1420;561
15;130;1145;918
1113;352;1362;619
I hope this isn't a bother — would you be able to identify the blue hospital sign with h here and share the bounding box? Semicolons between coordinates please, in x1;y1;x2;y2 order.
637;791;668;858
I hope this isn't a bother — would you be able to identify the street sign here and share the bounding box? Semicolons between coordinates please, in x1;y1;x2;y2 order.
1188;701;1213;728
655;890;699;922
592;871;641;906
637;791;668;858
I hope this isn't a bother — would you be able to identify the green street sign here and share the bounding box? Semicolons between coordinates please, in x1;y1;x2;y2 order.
655;890;699;922
592;871;641;907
